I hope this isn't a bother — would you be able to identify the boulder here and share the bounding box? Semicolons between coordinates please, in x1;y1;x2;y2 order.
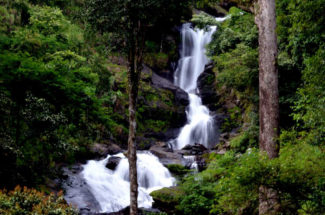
180;143;208;155
150;187;184;214
149;142;183;165
105;156;122;170
89;143;122;158
151;72;189;106
197;63;219;111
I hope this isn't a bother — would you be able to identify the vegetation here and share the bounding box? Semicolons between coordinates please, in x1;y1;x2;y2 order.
0;0;324;214
159;1;325;214
0;186;77;214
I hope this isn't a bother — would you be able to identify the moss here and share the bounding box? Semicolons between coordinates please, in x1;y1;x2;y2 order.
106;60;183;143
167;164;189;176
143;52;169;70
150;187;184;214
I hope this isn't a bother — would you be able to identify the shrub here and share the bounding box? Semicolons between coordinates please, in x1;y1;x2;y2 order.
176;143;325;215
0;186;77;215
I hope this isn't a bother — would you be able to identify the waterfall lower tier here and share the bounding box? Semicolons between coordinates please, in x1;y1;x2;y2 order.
174;93;216;149
63;152;175;213
172;23;217;150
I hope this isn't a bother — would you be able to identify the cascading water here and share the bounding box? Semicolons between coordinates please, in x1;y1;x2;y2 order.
63;16;228;214
64;152;175;213
82;152;174;212
173;23;218;150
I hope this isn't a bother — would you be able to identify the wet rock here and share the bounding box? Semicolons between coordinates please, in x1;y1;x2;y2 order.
105;156;122;170
151;72;189;106
136;136;156;150
197;63;219;111
149;142;183;165
196;156;207;172
61;165;102;213
89;143;122;158
94;206;161;215
180;143;208;155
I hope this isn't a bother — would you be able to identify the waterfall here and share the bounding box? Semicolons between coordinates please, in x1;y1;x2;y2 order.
63;17;228;214
81;152;175;213
173;23;218;150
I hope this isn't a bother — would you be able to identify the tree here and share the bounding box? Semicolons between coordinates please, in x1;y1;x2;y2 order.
254;0;280;214
85;1;190;214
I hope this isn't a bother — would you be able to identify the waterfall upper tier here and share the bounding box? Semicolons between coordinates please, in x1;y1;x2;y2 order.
173;23;218;150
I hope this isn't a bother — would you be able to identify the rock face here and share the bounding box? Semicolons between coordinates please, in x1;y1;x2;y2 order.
105;156;122;170
89;143;122;158
62;165;102;214
180;143;208;155
197;63;219;111
106;63;189;149
149;142;183;165
151;72;189;107
135;67;189;146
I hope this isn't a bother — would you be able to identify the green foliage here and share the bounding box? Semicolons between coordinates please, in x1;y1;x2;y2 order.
176;143;325;215
209;8;258;55
178;175;216;215
85;0;191;54
191;13;219;30
293;48;325;145
213;43;258;92
0;2;112;187
0;186;77;215
144;52;169;70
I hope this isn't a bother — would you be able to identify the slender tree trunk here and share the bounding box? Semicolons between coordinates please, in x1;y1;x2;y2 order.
128;20;144;215
255;0;280;214
127;54;140;215
128;81;138;215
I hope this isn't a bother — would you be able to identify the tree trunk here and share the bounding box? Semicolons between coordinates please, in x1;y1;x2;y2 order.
128;20;144;215
128;81;138;215
255;0;280;214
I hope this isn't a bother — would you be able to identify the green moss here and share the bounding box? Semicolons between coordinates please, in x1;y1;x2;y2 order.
144;52;169;70
167;164;189;176
150;187;184;213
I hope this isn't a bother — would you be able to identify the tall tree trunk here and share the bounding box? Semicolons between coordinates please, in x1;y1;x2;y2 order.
255;0;280;214
128;20;144;215
128;81;138;215
127;62;139;215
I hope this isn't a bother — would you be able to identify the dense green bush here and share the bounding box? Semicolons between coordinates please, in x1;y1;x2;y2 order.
0;186;77;215
0;1;112;187
292;48;325;145
176;143;325;215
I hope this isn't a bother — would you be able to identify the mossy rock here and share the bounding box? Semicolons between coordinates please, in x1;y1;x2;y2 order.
150;187;183;214
107;61;187;146
166;164;189;176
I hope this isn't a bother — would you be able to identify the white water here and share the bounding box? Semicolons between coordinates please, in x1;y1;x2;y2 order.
82;152;175;213
173;23;218;150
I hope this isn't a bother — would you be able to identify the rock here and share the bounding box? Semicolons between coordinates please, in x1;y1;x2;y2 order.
61;165;102;213
136;136;156;150
166;164;190;176
89;143;122;158
151;72;189;106
105;156;122;170
180;143;208;155
196;156;207;172
149;142;183;165
95;206;161;215
150;187;184;214
197;63;219;111
220;132;230;140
